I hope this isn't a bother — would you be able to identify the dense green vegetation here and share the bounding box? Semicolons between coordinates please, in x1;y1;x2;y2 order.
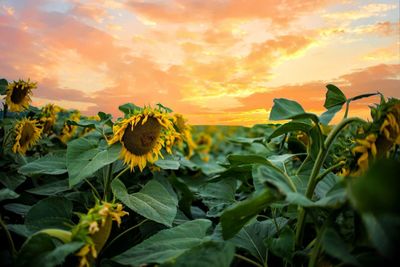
1;78;399;267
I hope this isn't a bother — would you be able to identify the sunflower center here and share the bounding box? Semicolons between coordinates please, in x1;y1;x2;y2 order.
20;123;35;147
122;117;162;156
10;85;29;104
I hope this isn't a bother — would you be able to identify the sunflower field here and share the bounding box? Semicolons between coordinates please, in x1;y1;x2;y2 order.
0;78;399;267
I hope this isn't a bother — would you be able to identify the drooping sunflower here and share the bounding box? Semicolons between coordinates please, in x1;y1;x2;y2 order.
72;201;129;267
59;111;81;143
5;79;37;112
12;118;42;155
108;107;174;171
172;114;197;157
39;103;58;134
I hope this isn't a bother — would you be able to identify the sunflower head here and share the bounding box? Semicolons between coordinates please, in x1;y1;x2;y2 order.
5;79;37;112
12;118;42;155
59;111;81;143
73;200;128;267
172;114;197;157
39;103;58;133
108;107;174;171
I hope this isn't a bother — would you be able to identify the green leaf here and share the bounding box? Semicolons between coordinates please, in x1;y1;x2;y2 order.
347;159;400;214
321;228;360;266
319;105;343;125
112;178;178;227
0;188;19;202
25;197;73;232
266;227;295;261
167;241;235;267
268;121;312;140
227;154;269;165
324;84;346;109
220;187;284;240
112;219;212;265
19;154;67;176
156;103;173;113
4;203;31;216
349;92;379;102
230;218;288;264
66;138;121;187
269;98;306;120
16;233;83;267
155;159;180;170
198;179;236;217
252;164;293;193
26;180;70;196
0;172;26;190
362;214;400;259
118;103;142;115
0;78;8;95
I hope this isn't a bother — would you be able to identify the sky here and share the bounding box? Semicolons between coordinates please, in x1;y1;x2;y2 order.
0;0;399;125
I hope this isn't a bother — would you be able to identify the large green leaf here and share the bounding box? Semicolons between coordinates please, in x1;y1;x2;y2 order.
26;180;70;196
347;159;400;214
112;219;212;266
0;172;26;190
268;121;312;140
252;164;293;193
266;226;295;261
155;159;180;170
0;188;19;202
230;218;288;264
198;179;236;217
166;241;234;267
321;228;360;266
220;187;284;240
269;98;306;121
362;214;400;259
319;105;342;125
112;178;178;227
16;233;83;267
324;84;346;109
25;197;73;232
66;137;121;187
19;154;67;176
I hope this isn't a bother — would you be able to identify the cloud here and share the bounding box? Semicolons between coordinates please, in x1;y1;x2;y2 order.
231;64;400;121
125;0;338;25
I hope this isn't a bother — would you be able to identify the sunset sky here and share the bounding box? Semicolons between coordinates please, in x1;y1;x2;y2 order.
1;0;399;125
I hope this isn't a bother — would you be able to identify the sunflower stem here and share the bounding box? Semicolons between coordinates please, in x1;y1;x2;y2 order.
235;253;263;267
0;215;16;258
100;218;149;256
2;104;8;119
295;117;365;248
103;163;114;201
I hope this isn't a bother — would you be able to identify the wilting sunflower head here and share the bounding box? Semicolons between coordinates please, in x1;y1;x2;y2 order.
59;111;81;143
39;103;57;133
5;79;37;112
12;118;42;155
73;200;128;267
172;114;197;157
108;107;173;171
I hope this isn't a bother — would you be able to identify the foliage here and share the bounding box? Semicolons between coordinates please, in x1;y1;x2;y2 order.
1;79;399;267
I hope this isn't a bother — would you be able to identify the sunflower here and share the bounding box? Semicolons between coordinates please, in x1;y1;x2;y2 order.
59;111;81;143
195;133;212;162
108;107;174;171
173;114;197;157
73;200;128;267
5;79;37;112
12;118;42;155
351;133;377;176
39;103;58;134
